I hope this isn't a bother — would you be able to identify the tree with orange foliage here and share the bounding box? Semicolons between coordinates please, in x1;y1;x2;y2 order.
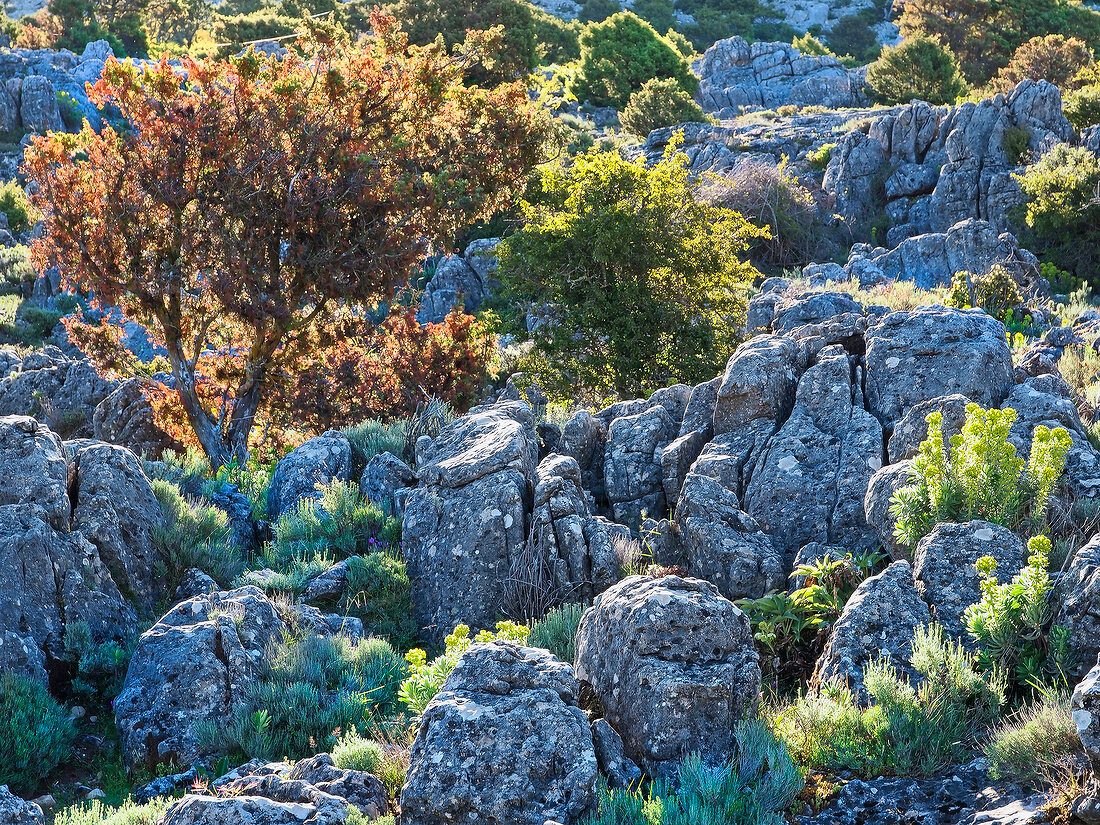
25;15;549;467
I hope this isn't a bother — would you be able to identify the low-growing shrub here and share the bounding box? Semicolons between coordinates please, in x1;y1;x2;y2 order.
53;798;170;825
776;625;1004;777
621;77;710;137
585;721;803;825
945;265;1024;321
399;622;530;715
890;404;1073;548
342;552;419;649
0;179;36;234
1065;84;1100;130
331;731;409;798
806;142;836;170
0;670;76;795
200;635;407;761
63;621;134;703
1003;126;1032;166
343;419;407;469
0;245;34;297
152;479;244;588
986;692;1082;782
529;602;586;664
965;535;1074;692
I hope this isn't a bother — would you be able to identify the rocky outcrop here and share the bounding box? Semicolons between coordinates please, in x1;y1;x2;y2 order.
402;401;538;640
912;521;1026;642
266;430;352;520
863;460;914;560
695;37;870;118
160;754;389;824
824;81;1075;245
604;403;675;528
417;238;500;324
1056;536;1100;678
843;219;1042;292
864;306;1015;428
1074;658;1100;773
574;575;761;778
92;378;183;459
0;347;116;438
358;451;415;515
888;394;971;463
402;641;598;825
0;787;44;825
676;471;783;600
114;587;286;771
813;561;930;700
67;441;167;610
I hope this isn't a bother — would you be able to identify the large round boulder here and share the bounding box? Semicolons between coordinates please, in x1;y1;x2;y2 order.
574;574;761;778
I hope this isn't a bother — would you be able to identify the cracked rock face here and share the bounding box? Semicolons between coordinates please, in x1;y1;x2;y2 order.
1074;659;1100;774
1056;536;1100;679
114;586;285;771
574;575;761;778
402;641;598;825
267;430;353;520
402;401;539;642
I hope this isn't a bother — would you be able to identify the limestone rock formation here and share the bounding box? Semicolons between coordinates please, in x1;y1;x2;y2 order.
402;641;598;825
267;430;353;519
574;575;761;778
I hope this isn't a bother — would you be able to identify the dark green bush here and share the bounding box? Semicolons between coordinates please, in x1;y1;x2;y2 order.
620;76;710;137
570;11;696;109
0;671;76;795
0;245;35;297
945;264;1024;321
578;0;618;22
56;90;82;130
498;145;763;401
343;552;419;648
586;721;803;825
866;34;968;105
152;478;245;588
0;180;36;234
63;621;135;703
1065;83;1100;130
824;14;880;63
532;7;581;63
631;0;676;31
200;635;407;761
529;602;586;664
20;306;62;337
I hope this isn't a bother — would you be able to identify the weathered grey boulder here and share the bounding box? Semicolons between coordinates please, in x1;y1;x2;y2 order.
888;394;970;463
574;575;761;778
864;307;1014;427
676;472;783;600
0;503;136;674
604;404;674;527
114;587;286;771
912;521;1026;642
712;335;799;437
0;348;114;438
812;561;930;700
743;345;882;558
402;641;598;825
160;789;349;825
402;401;538;641
92;378;182;459
0;415;69;528
20;75;61;132
591;718;642;789
267;430;352;519
0;787;44;825
863;460;914;560
417;239;499;324
358;451;415;515
695;37;869;117
1055;536;1100;678
1073;657;1100;773
558;409;607;499
67;441;167;609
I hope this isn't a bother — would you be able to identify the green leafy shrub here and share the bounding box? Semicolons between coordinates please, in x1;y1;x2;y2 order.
1065;83;1100;130
399;622;530;715
529;602;586;664
53;799;170;825
0;245;35;297
631;0;675;31
805;142;836;170
1002;126;1032;166
698;158;820;268
990;34;1093;96
0;179;35;234
739;550;883;688
585;721;803;825
824;13;880;63
945;265;1024;321
200;635;407;761
63;621;134;703
532;8;582;63
570;12;697;109
56;89;83;130
620;77;710;137
344;419;407;470
263;480;401;573
578;0;619;22
331;731;409;798
866;35;968;105
20;305;62;338
965;535;1074;692
342;552;418;648
1015;143;1100;282
986;692;1082;782
0;670;76;795
776;625;1004;777
152;479;244;588
792;32;833;56
890;404;1073;549
499;144;763;401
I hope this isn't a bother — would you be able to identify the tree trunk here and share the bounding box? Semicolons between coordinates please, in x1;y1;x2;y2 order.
165;342;231;469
